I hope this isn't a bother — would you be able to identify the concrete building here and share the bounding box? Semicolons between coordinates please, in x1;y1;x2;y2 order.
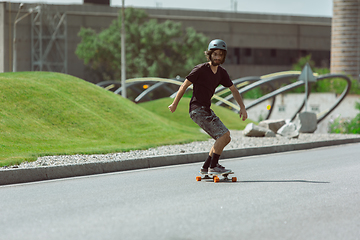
1;1;332;82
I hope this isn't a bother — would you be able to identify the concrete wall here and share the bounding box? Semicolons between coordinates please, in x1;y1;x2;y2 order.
243;93;359;133
148;8;331;78
1;2;332;82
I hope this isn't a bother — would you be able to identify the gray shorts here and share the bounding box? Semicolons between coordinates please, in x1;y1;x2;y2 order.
189;106;229;140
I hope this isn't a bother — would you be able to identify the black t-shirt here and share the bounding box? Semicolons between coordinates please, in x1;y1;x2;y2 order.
186;62;233;112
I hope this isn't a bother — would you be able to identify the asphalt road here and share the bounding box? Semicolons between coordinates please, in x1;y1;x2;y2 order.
1;143;360;240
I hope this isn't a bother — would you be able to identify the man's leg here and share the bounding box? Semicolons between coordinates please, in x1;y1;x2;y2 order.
209;131;231;168
190;107;230;173
200;155;212;174
210;131;231;156
203;131;231;170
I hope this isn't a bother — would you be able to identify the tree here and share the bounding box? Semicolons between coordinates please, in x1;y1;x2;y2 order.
76;8;208;82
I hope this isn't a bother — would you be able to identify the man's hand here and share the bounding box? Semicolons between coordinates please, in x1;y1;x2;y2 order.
229;85;248;121
168;79;192;114
168;104;177;113
239;108;248;121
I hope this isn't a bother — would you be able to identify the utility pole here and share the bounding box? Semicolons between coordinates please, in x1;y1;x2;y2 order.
231;0;237;12
121;0;127;98
13;3;24;72
13;4;38;72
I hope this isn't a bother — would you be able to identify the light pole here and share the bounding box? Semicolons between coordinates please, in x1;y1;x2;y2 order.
13;3;24;72
121;0;127;98
13;4;37;72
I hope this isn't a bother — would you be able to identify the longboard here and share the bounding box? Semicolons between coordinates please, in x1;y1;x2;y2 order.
196;171;237;182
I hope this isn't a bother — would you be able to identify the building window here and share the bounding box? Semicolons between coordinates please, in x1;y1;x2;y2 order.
278;105;286;112
245;48;252;57
270;49;277;58
300;50;308;57
224;47;330;68
311;105;320;112
234;47;240;64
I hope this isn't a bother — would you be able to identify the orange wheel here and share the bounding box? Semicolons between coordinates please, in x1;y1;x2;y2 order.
232;177;237;182
214;176;220;183
196;176;202;181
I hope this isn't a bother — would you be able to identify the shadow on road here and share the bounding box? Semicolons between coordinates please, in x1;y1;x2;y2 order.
238;180;330;184
199;179;329;184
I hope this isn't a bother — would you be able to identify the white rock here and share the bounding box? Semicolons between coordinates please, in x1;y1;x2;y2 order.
243;123;276;137
259;119;286;133
277;122;300;138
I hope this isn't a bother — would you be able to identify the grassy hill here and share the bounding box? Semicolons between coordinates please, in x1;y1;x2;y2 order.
0;72;208;167
139;97;253;130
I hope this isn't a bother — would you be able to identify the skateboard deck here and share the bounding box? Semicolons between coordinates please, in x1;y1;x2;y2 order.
196;171;237;182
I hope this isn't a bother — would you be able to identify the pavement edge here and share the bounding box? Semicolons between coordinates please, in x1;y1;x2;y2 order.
1;138;360;186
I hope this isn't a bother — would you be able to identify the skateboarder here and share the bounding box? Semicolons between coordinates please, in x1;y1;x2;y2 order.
168;39;248;175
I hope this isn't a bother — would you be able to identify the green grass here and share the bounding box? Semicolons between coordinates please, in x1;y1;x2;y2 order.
0;72;207;167
139;98;253;130
0;72;253;167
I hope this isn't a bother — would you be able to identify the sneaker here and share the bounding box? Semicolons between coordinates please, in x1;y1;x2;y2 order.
216;164;231;172
200;168;208;174
208;166;231;175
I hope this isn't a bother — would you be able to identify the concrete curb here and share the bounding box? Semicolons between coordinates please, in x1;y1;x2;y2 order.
1;138;360;186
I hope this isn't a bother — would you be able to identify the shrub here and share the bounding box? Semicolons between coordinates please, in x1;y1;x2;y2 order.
329;102;360;134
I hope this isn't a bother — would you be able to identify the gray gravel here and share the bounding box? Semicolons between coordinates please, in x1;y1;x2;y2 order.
2;131;360;170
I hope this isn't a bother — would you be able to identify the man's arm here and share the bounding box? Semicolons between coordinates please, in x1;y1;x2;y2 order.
168;79;192;113
229;84;248;121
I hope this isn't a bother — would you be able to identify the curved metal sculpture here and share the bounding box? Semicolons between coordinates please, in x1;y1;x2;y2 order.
97;70;351;124
315;74;351;123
